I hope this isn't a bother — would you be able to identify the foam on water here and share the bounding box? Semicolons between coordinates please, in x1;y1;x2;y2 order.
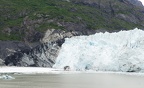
53;28;144;72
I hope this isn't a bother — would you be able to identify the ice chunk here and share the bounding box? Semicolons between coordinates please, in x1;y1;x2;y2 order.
0;74;15;80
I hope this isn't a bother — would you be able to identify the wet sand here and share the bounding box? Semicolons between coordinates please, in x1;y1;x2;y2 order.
0;73;144;88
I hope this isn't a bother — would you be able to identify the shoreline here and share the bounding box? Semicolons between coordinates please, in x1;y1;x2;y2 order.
0;66;63;74
0;67;144;76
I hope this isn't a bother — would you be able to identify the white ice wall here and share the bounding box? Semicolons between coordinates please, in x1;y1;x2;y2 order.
53;28;144;72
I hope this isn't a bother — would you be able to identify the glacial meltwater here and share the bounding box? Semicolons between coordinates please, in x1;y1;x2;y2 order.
0;73;144;88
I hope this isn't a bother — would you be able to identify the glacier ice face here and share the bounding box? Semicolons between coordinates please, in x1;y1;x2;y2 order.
53;28;144;72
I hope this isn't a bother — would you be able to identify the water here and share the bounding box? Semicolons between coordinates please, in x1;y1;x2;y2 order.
0;73;144;88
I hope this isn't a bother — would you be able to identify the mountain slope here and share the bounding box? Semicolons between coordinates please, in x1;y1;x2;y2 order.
0;0;144;42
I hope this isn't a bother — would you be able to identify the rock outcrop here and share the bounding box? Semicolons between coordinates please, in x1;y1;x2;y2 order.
4;42;60;67
0;41;30;61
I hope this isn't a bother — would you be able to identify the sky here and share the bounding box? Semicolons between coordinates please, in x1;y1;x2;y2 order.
139;0;144;5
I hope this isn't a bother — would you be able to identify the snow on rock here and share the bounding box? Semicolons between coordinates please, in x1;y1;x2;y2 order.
53;28;144;72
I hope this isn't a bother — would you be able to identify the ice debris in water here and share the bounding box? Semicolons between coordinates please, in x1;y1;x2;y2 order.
53;28;144;72
0;74;15;80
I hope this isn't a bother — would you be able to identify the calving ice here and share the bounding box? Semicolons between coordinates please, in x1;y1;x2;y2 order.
53;28;144;72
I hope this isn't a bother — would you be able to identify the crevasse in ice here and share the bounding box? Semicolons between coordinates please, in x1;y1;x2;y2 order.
53;28;144;72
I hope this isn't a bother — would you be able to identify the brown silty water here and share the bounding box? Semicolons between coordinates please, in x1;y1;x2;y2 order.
0;73;144;88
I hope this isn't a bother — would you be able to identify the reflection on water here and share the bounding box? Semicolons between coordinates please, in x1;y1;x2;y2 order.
0;73;144;88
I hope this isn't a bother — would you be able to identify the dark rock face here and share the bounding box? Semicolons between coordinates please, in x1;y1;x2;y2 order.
0;41;31;66
4;42;60;67
0;41;30;61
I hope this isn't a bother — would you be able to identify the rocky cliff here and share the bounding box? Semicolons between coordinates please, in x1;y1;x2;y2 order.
4;42;60;67
0;0;144;67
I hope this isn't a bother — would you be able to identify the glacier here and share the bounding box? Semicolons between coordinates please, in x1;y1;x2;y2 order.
53;28;144;72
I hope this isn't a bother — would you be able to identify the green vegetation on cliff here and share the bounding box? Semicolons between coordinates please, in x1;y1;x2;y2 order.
0;0;144;41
